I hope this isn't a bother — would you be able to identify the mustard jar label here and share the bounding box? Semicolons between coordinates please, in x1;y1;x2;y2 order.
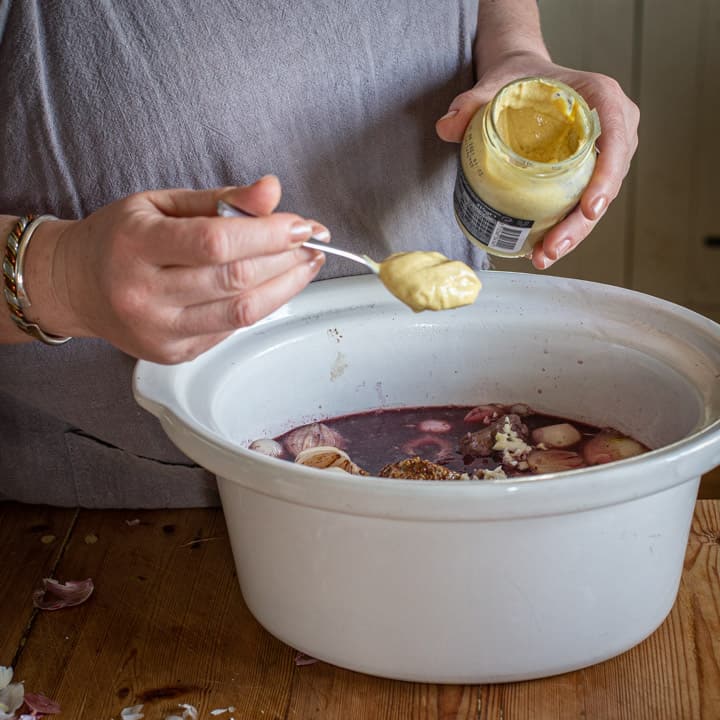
453;167;534;254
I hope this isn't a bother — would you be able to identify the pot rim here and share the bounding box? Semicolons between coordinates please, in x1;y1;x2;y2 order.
134;272;720;520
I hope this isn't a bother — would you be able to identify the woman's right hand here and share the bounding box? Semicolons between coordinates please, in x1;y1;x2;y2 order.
30;175;327;363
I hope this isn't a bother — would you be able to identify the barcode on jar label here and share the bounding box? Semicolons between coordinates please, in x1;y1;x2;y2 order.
454;166;533;253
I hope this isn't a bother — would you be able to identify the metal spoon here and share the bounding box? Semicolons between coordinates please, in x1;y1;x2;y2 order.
216;200;380;273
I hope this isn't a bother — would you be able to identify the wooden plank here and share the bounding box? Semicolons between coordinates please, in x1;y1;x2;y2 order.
11;502;720;719
0;502;77;666
478;501;720;720
631;0;703;305
491;0;636;286
12;508;295;719
286;666;480;720
699;466;720;500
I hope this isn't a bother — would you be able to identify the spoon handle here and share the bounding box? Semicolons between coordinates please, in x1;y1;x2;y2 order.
303;241;380;272
216;200;379;273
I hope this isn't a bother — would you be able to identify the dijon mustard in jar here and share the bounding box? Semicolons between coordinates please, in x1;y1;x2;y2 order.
453;76;601;258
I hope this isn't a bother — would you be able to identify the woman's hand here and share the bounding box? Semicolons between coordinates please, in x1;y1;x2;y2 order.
436;51;639;269
31;175;327;363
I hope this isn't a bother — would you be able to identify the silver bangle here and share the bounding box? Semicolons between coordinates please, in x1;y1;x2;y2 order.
3;214;73;345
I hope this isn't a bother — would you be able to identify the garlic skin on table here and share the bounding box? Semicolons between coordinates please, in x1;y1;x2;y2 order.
0;666;24;720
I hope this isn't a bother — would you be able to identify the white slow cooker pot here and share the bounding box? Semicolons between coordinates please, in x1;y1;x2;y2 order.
133;272;720;683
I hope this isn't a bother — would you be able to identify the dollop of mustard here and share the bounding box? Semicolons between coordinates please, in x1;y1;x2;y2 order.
378;251;481;312
494;78;587;163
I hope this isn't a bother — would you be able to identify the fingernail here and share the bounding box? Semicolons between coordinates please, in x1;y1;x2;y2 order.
311;224;331;242
289;221;313;244
308;251;325;270
590;196;607;219
556;238;572;258
438;108;459;122
538;254;554;270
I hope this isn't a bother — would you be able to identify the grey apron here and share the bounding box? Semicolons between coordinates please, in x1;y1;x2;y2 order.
0;0;485;507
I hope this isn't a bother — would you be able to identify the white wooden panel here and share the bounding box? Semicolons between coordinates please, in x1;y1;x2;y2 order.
631;0;704;305
686;0;720;305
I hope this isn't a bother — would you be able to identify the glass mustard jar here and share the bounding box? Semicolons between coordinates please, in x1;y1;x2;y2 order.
453;76;601;258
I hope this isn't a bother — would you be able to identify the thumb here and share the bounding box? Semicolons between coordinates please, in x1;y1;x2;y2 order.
435;88;493;143
220;174;282;216
147;175;283;218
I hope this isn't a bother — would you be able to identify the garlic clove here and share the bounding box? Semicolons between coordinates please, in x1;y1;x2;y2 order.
531;423;582;448
294;445;368;475
284;422;347;457
248;438;284;458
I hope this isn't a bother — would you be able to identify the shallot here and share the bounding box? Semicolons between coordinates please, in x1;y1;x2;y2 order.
583;431;647;465
248;438;284;458
509;403;533;416
527;449;585;474
294;446;368;475
284;422;346;457
463;404;504;424
531;423;582;449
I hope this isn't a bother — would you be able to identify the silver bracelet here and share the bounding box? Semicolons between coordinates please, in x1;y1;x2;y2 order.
3;214;73;345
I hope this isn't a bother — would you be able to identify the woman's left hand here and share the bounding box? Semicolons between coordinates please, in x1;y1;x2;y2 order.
436;51;639;269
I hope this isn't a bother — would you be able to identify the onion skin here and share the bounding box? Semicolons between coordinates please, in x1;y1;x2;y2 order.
32;578;94;610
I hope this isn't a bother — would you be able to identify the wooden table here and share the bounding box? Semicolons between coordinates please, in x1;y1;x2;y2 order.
2;500;719;720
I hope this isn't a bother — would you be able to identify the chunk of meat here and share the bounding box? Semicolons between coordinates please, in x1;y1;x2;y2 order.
459;414;528;459
379;457;463;481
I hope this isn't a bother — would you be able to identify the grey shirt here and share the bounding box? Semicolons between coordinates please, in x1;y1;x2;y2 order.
0;0;485;507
